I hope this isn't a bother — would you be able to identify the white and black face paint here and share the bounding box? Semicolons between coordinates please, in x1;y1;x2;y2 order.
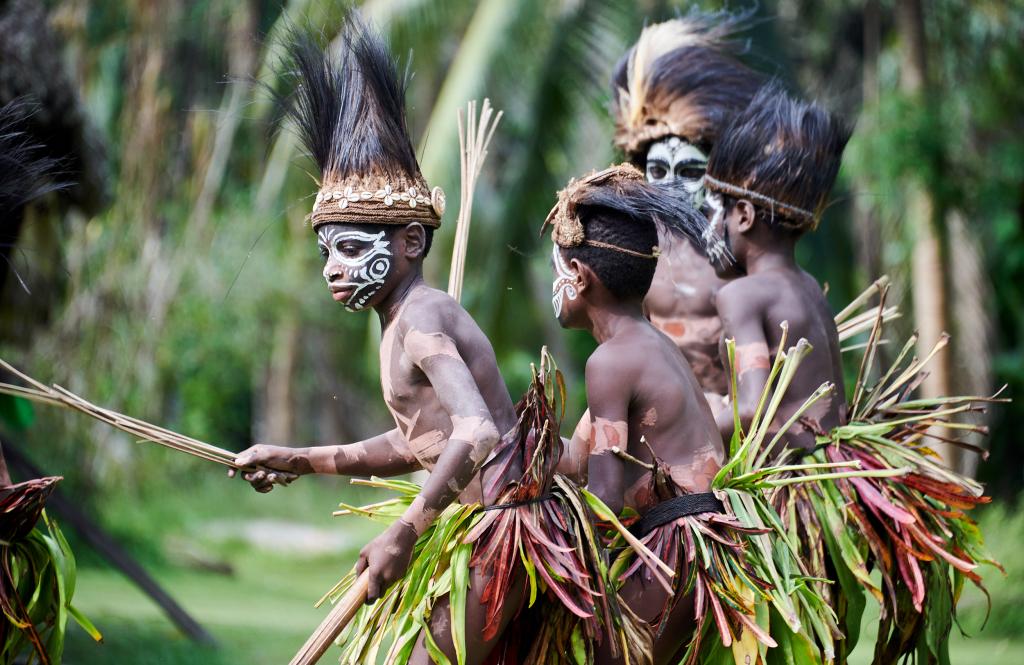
645;136;708;206
702;192;732;269
551;245;579;319
318;227;394;312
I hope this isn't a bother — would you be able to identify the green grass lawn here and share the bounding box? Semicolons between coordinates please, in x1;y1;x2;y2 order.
60;476;1024;664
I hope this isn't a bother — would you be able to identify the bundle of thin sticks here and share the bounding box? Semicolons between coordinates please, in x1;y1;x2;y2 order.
0;359;239;468
446;98;503;303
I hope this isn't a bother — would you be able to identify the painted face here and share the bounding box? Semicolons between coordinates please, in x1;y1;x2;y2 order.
645;136;708;205
551;245;579;322
317;225;394;312
703;193;739;278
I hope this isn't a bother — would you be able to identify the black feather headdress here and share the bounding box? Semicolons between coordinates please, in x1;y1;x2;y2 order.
611;10;764;160
0;99;67;216
542;164;707;255
704;83;852;232
278;16;444;229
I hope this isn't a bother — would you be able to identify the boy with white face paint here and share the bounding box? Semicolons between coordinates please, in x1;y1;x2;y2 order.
233;19;652;665
545;165;835;665
610;12;763;415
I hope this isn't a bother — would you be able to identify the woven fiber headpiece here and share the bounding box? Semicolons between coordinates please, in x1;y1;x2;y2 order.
542;163;711;259
279;16;445;230
704;83;852;233
610;12;763;160
542;165;653;259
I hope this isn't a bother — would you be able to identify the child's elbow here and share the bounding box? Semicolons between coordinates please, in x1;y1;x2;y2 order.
455;417;500;464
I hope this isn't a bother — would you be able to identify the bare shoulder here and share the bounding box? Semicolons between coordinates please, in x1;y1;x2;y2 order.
397;285;491;365
397;286;462;335
715;275;773;318
585;338;641;385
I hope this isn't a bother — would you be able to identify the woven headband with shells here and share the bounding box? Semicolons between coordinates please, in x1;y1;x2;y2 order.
541;164;659;260
310;174;445;229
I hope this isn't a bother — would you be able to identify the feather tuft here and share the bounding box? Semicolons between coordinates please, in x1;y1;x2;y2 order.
0;99;68;215
612;8;763;158
275;15;421;186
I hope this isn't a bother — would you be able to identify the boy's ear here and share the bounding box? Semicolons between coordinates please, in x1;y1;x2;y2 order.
570;258;595;294
402;222;427;259
735;199;757;234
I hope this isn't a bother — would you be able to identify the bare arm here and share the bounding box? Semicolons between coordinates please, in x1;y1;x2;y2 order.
716;285;771;444
232;428;420;492
583;353;632;517
555;409;591;482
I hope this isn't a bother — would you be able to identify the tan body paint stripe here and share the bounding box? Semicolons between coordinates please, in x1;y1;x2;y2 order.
591;417;628;454
407;429;446;466
403;329;462;366
403;495;436;535
734;341;771;374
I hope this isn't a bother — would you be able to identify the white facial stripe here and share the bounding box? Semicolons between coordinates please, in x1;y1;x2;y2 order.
702;193;731;266
319;228;393;311
551;245;578;318
646;136;708;203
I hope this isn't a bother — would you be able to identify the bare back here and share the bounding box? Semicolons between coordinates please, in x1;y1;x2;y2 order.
582;319;724;515
717;267;846;452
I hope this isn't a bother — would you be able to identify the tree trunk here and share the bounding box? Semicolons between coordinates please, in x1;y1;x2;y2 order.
948;210;993;476
896;0;956;468
852;0;882;284
259;315;300;445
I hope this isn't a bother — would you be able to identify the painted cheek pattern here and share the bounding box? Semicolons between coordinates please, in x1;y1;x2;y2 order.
551;245;579;318
702;193;730;266
321;229;394;311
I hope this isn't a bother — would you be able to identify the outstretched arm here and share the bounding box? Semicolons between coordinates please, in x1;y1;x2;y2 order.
583;353;632;517
232;429;420;492
715;285;771;444
357;325;500;601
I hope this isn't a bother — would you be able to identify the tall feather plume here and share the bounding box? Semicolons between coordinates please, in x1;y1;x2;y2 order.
706;83;853;231
0;99;67;215
278;15;420;186
611;8;763;157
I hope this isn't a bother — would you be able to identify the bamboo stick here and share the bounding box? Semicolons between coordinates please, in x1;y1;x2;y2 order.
289;571;370;665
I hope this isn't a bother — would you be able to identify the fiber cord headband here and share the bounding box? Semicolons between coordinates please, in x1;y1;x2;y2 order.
703;173;817;229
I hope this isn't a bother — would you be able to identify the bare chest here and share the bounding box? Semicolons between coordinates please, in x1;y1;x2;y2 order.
379;326;451;467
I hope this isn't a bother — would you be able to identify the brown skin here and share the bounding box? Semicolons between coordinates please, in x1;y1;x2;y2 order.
708;200;846;453
233;221;522;664
553;247;723;665
645;230;731;412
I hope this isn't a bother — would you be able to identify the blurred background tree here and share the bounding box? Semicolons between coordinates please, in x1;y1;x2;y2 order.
0;0;1022;662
